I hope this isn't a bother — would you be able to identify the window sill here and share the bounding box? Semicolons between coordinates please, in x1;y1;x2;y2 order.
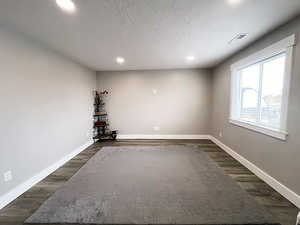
229;119;288;141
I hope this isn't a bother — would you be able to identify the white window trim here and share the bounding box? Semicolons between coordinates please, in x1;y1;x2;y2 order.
229;119;288;140
230;34;296;141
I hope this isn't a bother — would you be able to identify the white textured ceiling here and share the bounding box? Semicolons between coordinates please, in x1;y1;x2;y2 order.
0;0;300;71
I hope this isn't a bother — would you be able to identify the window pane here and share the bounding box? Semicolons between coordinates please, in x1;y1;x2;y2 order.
240;64;260;123
260;54;286;129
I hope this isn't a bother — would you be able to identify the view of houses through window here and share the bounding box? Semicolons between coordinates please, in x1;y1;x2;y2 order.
238;53;286;129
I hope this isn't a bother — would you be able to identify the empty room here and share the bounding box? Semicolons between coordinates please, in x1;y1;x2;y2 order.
0;0;300;225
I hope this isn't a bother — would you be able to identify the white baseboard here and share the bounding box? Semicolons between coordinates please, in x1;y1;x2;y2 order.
0;139;93;210
117;134;211;140
209;135;300;209
1;135;299;212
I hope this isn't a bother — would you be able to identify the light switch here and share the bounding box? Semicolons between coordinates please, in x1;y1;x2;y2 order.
4;171;12;182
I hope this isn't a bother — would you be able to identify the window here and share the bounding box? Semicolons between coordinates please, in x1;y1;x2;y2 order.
230;35;295;140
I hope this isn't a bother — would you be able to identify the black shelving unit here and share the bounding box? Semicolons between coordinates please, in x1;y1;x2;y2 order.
93;90;117;142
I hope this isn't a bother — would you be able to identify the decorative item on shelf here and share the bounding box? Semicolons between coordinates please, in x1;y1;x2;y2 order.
93;90;117;142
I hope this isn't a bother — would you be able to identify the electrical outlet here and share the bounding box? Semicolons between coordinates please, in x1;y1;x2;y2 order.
153;126;160;131
219;131;223;138
4;171;12;182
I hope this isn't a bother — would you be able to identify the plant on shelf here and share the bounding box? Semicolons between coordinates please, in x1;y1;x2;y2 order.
93;90;117;141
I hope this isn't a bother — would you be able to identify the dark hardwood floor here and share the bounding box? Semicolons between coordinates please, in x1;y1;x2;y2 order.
0;139;298;225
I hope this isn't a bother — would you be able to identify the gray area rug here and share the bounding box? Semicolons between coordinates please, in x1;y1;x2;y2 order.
26;145;277;224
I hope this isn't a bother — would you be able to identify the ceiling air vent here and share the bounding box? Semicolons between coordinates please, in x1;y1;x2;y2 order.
229;33;248;44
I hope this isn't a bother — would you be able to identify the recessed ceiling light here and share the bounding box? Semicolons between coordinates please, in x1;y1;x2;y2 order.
116;57;125;64
186;56;195;61
56;0;76;13
227;0;242;6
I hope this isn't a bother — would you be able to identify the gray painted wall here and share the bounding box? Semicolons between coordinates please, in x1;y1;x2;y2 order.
2;12;299;209
0;27;96;197
211;16;300;196
97;69;212;135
